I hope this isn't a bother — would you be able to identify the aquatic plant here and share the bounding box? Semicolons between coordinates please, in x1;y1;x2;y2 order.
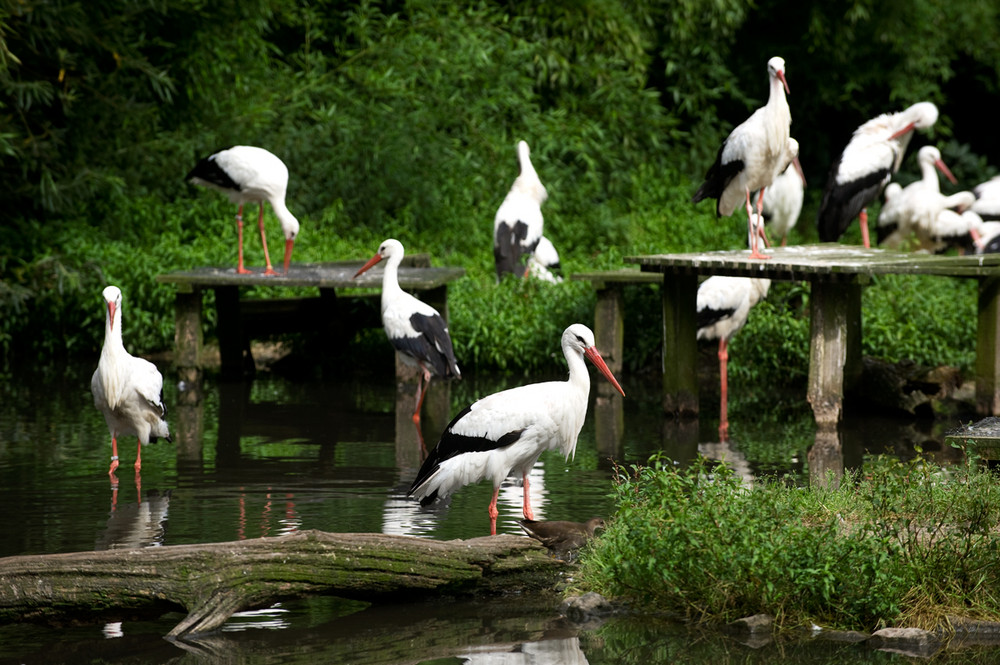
577;450;1000;632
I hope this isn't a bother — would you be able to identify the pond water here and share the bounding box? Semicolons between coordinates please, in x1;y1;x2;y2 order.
0;359;987;664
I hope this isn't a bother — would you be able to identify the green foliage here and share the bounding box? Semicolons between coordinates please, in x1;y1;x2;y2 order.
578;453;1000;631
0;0;996;379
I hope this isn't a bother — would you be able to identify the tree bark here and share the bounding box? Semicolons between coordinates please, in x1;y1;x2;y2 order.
0;530;563;637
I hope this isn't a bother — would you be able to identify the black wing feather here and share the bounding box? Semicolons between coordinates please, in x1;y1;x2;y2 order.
186;147;240;190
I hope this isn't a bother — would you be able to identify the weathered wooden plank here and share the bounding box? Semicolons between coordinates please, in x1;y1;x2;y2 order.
571;269;664;288
661;273;699;416
156;261;464;290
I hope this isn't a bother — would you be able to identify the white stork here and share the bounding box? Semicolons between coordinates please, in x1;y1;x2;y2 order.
761;151;806;246
817;101;939;247
187;145;300;275
693;56;791;260
91;286;171;475
494;140;547;280
975;220;1000;254
408;324;624;535
876;145;958;248
527;235;563;283
972;176;1000;223
697;272;770;440
354;239;461;425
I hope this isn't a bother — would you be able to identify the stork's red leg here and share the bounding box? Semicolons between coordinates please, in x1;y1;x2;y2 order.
488;488;500;536
259;202;277;276
746;188;770;260
109;434;120;475
134;438;142;472
859;208;871;248
412;366;431;425
718;338;730;441
236;205;251;274
522;473;535;520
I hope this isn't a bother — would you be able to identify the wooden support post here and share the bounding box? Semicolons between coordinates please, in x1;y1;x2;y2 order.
173;285;203;390
593;286;625;375
214;286;254;379
807;280;858;426
661;273;699;416
976;276;1000;416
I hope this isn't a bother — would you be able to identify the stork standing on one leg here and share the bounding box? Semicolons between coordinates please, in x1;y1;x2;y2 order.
354;239;461;425
693;56;791;260
408;324;624;535
696;268;770;441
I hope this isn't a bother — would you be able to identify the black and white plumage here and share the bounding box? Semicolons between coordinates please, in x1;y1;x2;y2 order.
527;236;563;283
187;145;300;275
354;239;461;425
974;221;1000;254
91;286;171;475
876;146;959;248
494;140;548;280
408;324;624;535
697;274;770;440
817;101;939;248
693;56;791;260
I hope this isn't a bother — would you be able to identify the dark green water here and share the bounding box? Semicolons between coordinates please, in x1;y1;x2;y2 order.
0;362;982;663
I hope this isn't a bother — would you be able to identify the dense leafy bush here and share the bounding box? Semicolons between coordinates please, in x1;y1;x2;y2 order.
579;452;1000;631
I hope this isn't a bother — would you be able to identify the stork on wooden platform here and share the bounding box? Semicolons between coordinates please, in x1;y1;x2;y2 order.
696;270;770;441
760;151;806;246
91;286;172;479
353;239;461;427
692;56;791;260
817;101;939;248
186;145;300;275
408;324;624;535
494;140;547;280
876;145;960;248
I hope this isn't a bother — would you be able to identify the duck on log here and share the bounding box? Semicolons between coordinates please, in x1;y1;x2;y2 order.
0;530;563;637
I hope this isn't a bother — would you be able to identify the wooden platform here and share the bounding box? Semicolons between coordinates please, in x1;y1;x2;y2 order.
625;244;1000;426
156;258;466;381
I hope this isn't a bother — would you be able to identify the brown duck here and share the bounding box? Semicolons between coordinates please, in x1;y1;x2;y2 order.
518;517;605;557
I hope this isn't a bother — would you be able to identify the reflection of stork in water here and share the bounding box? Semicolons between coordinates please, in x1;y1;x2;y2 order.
96;489;172;550
459;637;591;665
237;488;299;539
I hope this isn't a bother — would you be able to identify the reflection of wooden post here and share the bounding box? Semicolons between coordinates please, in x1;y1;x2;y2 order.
808;428;844;489
174;401;204;472
661;274;699;416
977;276;1000;415
216;380;251;469
660;417;700;465
594;382;624;460
395;356;424;472
174;285;203;388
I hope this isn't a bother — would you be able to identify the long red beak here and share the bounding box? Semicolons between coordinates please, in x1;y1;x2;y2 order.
934;158;958;185
283;239;295;274
108;301;116;332
353;253;383;279
792;156;806;187
584;346;625;397
777;70;790;95
889;122;916;141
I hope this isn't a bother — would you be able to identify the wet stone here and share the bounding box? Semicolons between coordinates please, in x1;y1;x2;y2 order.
725;613;773;635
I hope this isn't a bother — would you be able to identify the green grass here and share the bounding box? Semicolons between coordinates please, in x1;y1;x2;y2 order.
576;449;1000;633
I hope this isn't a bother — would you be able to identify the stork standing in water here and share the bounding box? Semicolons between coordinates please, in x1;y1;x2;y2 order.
693;56;791;260
696;252;770;440
354;239;461;425
817;102;939;247
409;324;624;535
876;145;959;248
187;145;300;275
494;140;547;280
91;286;171;475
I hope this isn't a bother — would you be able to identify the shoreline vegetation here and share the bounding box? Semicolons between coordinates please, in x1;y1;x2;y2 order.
574;449;1000;638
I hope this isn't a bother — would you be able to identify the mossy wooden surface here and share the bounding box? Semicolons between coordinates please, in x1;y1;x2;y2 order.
0;530;561;637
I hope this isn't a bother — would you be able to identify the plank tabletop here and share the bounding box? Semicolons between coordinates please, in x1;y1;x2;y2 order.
157;261;466;290
627;244;1000;281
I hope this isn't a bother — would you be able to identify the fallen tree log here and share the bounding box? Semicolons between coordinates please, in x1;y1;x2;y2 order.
0;530;563;637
